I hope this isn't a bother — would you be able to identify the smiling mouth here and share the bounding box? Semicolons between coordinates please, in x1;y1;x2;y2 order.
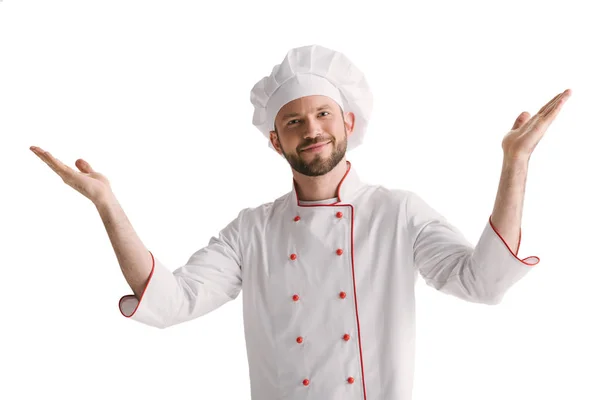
301;141;331;152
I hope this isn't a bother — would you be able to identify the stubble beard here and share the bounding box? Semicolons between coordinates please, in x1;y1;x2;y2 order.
280;128;348;177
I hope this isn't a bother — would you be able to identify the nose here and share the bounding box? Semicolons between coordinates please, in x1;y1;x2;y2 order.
303;116;324;139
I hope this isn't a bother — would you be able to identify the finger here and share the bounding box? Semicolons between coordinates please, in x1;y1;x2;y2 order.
31;147;76;180
535;89;571;129
537;92;563;116
538;89;571;117
522;89;571;147
544;88;571;117
521;89;571;132
512;111;531;130
76;159;94;173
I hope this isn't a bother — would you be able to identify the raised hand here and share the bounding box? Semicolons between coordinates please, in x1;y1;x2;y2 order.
30;146;114;205
502;88;572;162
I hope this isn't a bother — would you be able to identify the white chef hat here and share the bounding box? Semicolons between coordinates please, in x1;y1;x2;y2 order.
250;44;373;153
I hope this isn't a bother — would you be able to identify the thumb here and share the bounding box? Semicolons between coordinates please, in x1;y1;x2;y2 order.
75;159;94;173
511;111;531;130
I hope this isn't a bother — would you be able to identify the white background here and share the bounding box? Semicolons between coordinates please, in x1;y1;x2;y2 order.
2;0;598;399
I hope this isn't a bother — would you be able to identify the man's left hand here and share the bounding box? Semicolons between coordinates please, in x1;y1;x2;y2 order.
502;88;572;163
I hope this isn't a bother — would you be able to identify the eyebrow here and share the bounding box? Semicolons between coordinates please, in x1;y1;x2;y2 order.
281;105;333;120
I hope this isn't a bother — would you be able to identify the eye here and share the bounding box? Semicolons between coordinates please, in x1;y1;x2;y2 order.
287;119;299;125
319;111;330;116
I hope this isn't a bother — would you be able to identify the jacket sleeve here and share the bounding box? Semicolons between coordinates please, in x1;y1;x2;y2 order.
117;209;245;328
406;191;539;305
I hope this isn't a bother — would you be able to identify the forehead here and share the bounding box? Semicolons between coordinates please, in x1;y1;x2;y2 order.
276;95;338;120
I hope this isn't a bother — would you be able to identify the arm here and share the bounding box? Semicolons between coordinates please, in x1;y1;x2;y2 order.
489;158;528;255
29;146;242;328
97;194;244;329
407;191;538;305
96;194;153;300
411;89;571;304
491;88;572;255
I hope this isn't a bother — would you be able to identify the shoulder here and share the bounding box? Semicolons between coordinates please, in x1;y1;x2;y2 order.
235;193;287;225
355;184;440;227
355;182;416;209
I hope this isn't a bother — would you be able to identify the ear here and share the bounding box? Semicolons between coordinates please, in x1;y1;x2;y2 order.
343;111;356;136
269;130;283;155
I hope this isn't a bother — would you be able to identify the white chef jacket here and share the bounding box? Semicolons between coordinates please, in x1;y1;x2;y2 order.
119;161;539;400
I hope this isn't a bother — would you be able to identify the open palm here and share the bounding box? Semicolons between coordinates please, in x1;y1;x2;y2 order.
502;88;571;161
30;146;114;204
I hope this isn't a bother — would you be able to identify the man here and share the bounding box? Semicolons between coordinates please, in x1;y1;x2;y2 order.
30;44;571;399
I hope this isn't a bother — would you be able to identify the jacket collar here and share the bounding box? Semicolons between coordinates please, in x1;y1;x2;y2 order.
289;160;365;207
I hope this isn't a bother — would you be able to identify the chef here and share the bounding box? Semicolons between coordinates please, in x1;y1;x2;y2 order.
117;45;572;399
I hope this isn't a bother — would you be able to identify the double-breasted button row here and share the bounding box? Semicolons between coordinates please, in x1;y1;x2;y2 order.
291;210;353;390
295;333;351;344
292;211;344;222
301;376;354;386
291;292;346;301
288;248;343;260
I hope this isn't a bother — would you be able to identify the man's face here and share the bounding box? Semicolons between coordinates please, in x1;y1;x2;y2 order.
270;95;355;177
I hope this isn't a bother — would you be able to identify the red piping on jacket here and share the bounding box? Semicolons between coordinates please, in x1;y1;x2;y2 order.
348;203;367;399
119;250;156;317
293;161;368;400
487;216;540;266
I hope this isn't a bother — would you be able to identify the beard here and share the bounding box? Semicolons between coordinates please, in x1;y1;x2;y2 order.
279;127;348;177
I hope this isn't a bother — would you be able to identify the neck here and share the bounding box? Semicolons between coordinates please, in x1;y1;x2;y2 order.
292;159;349;201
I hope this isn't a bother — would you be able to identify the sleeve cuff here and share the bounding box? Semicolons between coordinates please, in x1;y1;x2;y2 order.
471;217;540;303
118;250;155;318
117;250;179;328
487;215;540;266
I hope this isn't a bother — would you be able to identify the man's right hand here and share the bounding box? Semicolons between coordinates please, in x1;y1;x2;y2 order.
30;146;114;206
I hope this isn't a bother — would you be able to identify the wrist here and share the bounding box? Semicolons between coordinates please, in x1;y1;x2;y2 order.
502;155;529;171
94;193;119;211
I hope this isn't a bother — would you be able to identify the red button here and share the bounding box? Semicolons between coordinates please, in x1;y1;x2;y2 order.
290;253;297;260
292;294;300;301
347;377;355;384
336;248;343;256
296;336;303;343
339;291;346;299
343;334;350;341
336;211;343;218
294;216;301;222
303;379;310;386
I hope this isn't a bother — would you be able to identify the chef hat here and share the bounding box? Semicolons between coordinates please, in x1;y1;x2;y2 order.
250;44;373;153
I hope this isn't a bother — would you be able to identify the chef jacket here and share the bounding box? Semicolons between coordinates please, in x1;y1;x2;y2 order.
119;160;539;400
